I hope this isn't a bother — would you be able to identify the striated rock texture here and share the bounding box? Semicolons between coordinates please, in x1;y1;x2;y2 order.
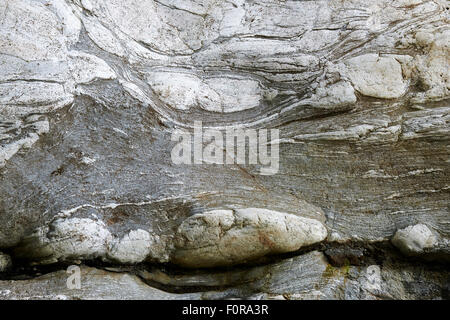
0;0;449;299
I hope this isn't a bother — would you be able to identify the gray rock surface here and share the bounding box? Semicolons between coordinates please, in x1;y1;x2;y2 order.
0;266;200;300
0;252;11;272
0;0;449;299
1;251;448;300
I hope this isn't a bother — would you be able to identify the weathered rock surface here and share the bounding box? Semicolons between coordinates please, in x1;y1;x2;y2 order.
12;208;326;267
1;251;448;300
0;266;200;300
0;0;449;299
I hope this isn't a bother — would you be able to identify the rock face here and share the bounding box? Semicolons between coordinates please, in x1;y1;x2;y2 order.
0;0;449;299
0;266;201;300
1;252;448;300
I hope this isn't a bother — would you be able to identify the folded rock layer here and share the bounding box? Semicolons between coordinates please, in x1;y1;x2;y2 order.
0;0;449;299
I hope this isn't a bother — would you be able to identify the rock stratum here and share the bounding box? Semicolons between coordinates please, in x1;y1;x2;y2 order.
0;0;449;299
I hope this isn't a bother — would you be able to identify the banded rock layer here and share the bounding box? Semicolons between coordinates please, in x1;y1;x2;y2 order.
0;0;449;299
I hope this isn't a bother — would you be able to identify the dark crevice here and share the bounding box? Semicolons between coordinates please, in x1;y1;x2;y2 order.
2;240;449;296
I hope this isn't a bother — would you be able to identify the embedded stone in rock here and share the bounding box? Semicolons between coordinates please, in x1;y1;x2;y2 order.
343;54;408;99
403;28;449;103
14;217;169;265
0;81;73;113
172;208;328;268
0;252;12;272
147;72;262;113
391;224;438;256
0;0;70;61
108;229;154;264
306;81;357;109
67;51;117;85
14;218;113;264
